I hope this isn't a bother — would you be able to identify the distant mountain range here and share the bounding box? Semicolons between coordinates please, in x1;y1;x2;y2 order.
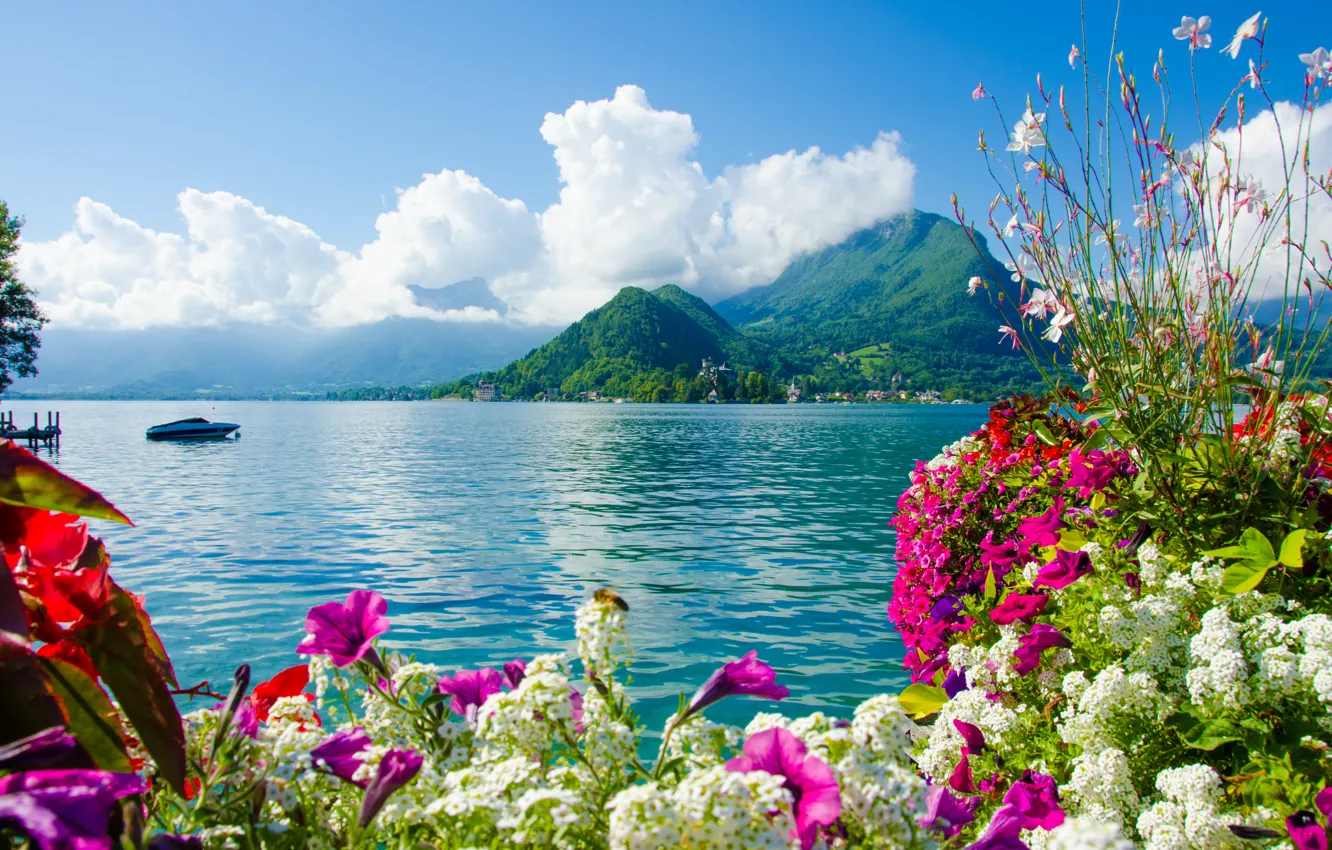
25;209;1308;402
444;211;1044;401
10;279;559;399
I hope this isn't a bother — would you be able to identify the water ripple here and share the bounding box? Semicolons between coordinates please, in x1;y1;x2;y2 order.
32;400;986;730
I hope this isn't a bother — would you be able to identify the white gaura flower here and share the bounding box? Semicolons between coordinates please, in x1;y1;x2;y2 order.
1242;58;1262;89
1133;204;1152;228
1172;16;1213;50
1234;175;1267;213
967;276;983;296
973;80;987;101
1301;47;1332;81
1020;287;1058;317
1223;11;1262;59
1042;305;1075;343
1003;214;1020;237
1069;44;1080;68
1007;109;1046;153
1006;253;1041;283
1094;220;1121;246
998;325;1020;350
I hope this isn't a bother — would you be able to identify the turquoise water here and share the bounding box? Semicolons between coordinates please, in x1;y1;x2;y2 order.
27;400;986;731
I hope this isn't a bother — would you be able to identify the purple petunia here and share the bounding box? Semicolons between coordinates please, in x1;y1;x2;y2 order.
310;727;373;788
298;590;390;668
357;749;423;829
931;596;964;621
502;659;527;689
0;728;76;771
1013;624;1072;675
147;835;204;850
684;651;790;719
917;783;976;838
0;769;147;850
962;804;1029;850
1033;549;1093;591
726;728;841;850
979;537;1020;571
1286;810;1326;850
436;668;505;722
942;667;969;699
1003;770;1065;831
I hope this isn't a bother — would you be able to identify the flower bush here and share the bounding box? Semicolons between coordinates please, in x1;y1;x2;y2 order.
3;10;1332;850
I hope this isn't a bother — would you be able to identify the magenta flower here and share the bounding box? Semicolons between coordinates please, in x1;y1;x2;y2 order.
1016;497;1065;552
310;727;372;788
210;698;259;739
685;651;790;719
1033;550;1093;590
962;804;1029;850
1286;810;1326;850
953;720;985;754
917;783;976;838
436;668;504;722
569;686;585;732
147;835;204;850
298;590;390;668
1003;770;1065;830
0;769;146;850
979;537;1020;570
1318;787;1332;817
1064;450;1124;498
949;753;975;793
503;658;527;689
726;728;841;850
0;727;76;771
1013;624;1072;675
357;748;423;829
990;593;1049;626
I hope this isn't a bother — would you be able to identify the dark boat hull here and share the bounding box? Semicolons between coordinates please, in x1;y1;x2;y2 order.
146;426;240;441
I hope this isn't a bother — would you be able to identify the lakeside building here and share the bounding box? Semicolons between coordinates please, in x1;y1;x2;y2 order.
474;381;501;402
787;379;802;403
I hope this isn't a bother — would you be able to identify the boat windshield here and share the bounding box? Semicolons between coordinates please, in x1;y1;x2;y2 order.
157;418;211;427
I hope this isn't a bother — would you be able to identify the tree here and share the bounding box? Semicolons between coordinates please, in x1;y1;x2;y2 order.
0;201;46;395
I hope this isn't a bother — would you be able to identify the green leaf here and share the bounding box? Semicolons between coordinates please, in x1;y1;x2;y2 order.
1220;560;1272;595
1057;529;1088;552
898;684;948;719
1278;529;1308;569
76;583;186;794
0;443;132;524
1180;718;1245;751
1203;527;1275;563
38;656;133;772
983;568;997;601
1031;421;1057;446
1089;493;1106;512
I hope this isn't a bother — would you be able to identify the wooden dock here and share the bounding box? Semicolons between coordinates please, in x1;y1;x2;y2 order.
1;411;61;448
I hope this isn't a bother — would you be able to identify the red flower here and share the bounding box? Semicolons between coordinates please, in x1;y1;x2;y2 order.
250;665;315;723
37;641;99;682
0;510;89;570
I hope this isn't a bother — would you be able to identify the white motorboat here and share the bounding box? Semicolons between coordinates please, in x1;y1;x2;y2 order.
146;418;240;441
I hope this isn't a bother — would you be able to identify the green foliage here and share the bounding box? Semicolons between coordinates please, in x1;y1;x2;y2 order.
0;200;47;396
715;212;1042;399
433;285;776;401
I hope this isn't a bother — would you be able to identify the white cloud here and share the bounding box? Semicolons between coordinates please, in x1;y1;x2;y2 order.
1196;101;1332;301
19;85;917;329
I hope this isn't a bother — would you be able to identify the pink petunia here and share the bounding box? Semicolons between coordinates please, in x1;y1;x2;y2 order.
726;728;841;850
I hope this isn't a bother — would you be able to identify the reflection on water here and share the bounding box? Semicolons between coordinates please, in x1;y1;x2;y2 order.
30;400;986;730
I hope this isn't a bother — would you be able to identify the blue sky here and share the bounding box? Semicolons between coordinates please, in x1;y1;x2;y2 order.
4;1;1329;327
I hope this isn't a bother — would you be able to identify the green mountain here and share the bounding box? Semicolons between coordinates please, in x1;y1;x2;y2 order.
443;284;774;401
715;211;1042;398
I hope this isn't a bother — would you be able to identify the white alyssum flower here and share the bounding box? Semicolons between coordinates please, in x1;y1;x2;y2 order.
1046;816;1136;850
608;766;797;850
1137;764;1256;850
575;595;632;678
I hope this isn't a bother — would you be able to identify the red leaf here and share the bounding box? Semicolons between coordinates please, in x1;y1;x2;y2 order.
0;443;131;525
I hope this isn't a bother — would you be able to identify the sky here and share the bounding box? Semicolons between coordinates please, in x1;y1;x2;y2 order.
4;1;1330;329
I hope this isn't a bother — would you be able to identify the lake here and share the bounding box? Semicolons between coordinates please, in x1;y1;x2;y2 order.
25;400;987;731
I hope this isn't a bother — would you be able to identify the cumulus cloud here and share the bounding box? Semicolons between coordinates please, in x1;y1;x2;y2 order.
20;85;916;329
1196;101;1332;301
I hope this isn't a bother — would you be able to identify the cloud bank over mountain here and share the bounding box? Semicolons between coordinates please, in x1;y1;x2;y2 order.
19;85;916;330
